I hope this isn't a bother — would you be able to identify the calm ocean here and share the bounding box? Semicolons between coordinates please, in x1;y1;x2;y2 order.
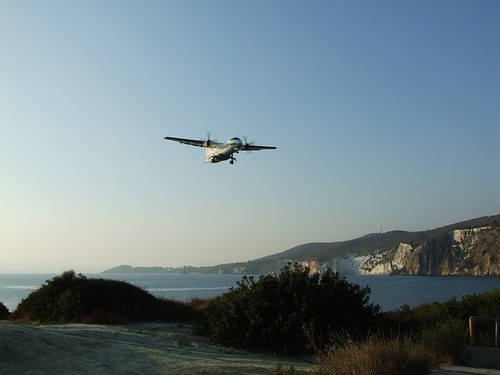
0;273;498;313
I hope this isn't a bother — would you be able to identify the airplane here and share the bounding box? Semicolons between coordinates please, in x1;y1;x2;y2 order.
164;134;277;164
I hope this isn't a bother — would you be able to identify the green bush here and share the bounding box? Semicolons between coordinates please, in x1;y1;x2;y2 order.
11;270;198;324
382;288;500;334
0;301;9;320
195;263;380;354
380;288;500;365
457;288;500;318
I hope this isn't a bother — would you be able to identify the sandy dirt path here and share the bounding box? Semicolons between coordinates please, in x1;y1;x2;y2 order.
0;322;313;374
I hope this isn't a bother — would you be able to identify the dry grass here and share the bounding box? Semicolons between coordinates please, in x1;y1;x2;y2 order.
185;297;211;313
419;318;469;365
312;333;436;375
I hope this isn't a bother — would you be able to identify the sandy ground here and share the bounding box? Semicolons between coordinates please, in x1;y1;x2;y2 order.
2;321;498;375
0;321;313;374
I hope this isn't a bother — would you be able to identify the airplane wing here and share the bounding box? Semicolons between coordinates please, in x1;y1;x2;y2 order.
164;136;221;148
241;144;277;151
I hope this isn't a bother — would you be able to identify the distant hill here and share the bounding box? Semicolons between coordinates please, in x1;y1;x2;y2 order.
103;214;500;276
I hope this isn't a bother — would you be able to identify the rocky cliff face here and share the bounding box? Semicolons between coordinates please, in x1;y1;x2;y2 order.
356;226;500;276
102;216;500;276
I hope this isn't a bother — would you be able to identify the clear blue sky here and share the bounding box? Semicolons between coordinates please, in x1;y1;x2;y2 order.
1;1;499;272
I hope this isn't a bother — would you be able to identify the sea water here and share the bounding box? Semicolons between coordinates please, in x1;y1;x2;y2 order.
0;273;498;313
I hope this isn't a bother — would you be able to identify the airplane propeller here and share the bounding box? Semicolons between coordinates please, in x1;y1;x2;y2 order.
202;132;216;147
241;136;254;151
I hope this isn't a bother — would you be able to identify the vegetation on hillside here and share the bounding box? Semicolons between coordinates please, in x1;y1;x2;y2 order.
11;270;198;324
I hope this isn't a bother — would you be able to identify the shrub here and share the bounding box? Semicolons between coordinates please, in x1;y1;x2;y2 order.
312;333;435;375
0;301;9;320
380;289;500;366
382;288;500;337
457;288;500;318
196;263;380;354
11;270;198;324
419;318;469;365
469;318;498;347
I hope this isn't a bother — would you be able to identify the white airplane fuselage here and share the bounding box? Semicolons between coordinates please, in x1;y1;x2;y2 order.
205;137;244;164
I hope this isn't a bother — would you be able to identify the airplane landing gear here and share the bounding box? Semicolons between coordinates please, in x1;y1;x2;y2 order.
230;155;236;164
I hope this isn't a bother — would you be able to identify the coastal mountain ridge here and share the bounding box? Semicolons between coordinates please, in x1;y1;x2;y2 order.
103;214;500;276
